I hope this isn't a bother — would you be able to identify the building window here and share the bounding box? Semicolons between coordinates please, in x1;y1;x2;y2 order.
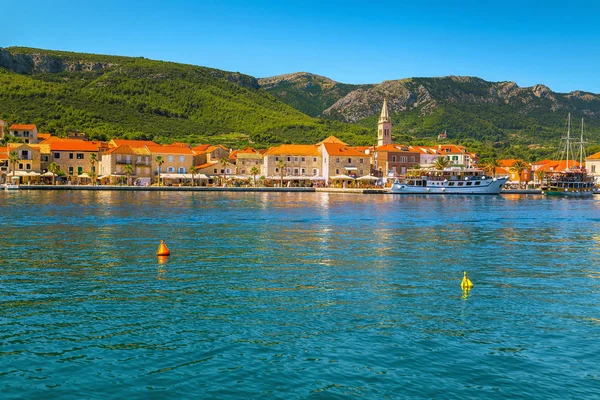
360;158;364;164
336;169;339;174
78;167;83;175
294;157;298;162
178;167;185;173
287;157;291;162
77;153;84;159
313;157;317;162
213;169;217;173
69;166;73;175
42;155;48;162
392;156;396;162
313;169;318;175
54;153;60;159
348;158;351;164
336;158;340;163
167;167;175;172
138;156;142;163
168;156;173;162
19;163;23;169
359;170;363;175
301;157;306;162
275;168;279;173
69;153;74;159
179;156;184;162
275;156;279;161
411;156;415;162
26;164;31;170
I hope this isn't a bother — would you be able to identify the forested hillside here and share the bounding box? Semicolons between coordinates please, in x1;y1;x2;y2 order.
0;47;371;147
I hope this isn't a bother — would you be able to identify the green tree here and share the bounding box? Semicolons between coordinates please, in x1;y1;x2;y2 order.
250;166;260;187
124;163;134;186
189;164;196;187
276;159;286;187
155;156;164;185
433;156;451;170
48;162;60;185
220;157;229;186
8;151;19;179
534;169;546;187
482;158;501;177
509;160;529;188
89;153;97;185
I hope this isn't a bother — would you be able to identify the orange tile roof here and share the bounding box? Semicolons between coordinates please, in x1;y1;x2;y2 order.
146;145;195;155
49;139;100;152
195;161;219;169
317;135;347;145
192;144;211;153
323;143;368;157
9;124;37;130
106;145;135;155
264;144;321;157
0;146;7;160
351;146;373;153
587;151;600;160
375;144;413;152
37;133;52;140
110;139;158;148
437;144;466;154
536;160;581;173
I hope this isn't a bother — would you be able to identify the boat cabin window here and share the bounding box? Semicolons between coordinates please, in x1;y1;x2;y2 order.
475;182;481;186
466;182;472;186
458;182;464;186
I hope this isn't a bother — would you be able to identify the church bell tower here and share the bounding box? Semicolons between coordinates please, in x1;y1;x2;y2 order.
377;98;392;146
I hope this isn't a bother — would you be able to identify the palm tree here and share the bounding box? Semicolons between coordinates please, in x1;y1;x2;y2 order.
250;166;260;187
276;159;286;187
189;164;196;187
433;156;451;170
219;157;229;186
509;160;529;188
155;156;164;186
482;158;501;177
89;153;97;186
8;151;19;179
48;162;60;185
534;169;546;187
124;163;134;186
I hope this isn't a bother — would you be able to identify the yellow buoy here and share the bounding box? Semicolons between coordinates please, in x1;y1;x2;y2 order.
460;271;473;289
156;240;170;256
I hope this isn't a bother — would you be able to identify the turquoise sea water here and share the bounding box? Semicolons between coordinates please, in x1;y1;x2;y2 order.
1;191;599;399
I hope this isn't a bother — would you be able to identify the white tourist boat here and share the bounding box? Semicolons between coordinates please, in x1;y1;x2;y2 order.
542;115;595;197
391;167;509;194
3;183;19;191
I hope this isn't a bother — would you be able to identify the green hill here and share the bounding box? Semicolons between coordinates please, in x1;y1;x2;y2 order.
264;75;600;160
0;47;371;147
258;72;373;117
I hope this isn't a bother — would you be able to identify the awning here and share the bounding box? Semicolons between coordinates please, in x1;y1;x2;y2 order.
78;173;90;178
310;176;327;181
331;174;355;180
357;175;379;181
42;172;56;177
27;171;41;176
344;167;358;171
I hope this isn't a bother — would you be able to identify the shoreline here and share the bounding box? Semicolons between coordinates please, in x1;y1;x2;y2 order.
13;185;551;195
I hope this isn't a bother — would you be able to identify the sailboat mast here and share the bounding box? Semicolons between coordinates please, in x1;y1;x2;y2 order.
566;113;570;170
580;118;584;166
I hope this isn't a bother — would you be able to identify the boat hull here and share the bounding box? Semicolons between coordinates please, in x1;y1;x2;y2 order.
543;188;594;197
391;177;509;194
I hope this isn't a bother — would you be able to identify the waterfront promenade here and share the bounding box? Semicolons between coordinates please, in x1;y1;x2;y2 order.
17;184;551;194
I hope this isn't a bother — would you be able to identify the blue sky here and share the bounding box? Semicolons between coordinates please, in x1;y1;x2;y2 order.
3;0;600;93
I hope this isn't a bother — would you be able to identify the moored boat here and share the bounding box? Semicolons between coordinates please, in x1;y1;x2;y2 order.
3;183;19;191
542;114;594;197
391;167;508;194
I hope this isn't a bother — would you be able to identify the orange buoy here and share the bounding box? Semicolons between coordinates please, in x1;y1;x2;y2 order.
156;240;170;256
